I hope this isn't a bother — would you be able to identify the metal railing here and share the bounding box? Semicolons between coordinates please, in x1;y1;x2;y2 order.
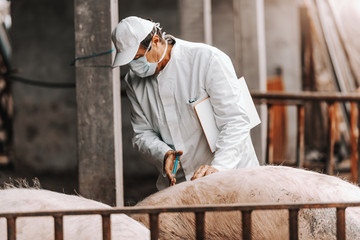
1;201;360;240
3;91;359;240
251;91;360;182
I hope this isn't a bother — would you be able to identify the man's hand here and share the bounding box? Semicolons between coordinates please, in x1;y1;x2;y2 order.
191;165;219;181
164;150;183;186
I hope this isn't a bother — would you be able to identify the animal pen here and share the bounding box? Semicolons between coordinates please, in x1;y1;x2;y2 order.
2;201;360;240
2;91;360;240
252;91;360;183
2;0;360;239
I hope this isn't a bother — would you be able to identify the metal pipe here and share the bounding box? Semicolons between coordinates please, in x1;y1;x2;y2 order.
1;202;357;240
54;215;63;240
242;210;252;240
358;103;360;183
149;213;159;240
195;212;205;240
7;216;16;240
336;208;346;240
1;202;360;217
289;209;299;240
326;102;336;175
251;91;360;102
102;214;111;240
266;104;274;164
350;102;358;182
296;105;305;168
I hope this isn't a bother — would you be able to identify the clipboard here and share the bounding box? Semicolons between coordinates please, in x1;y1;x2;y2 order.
193;77;260;152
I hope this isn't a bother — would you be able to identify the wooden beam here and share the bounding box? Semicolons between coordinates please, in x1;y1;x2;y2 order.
74;0;123;206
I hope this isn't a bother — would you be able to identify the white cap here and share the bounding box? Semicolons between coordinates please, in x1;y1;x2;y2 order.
111;16;155;67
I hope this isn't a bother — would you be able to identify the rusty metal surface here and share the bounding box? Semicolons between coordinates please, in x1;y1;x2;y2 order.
252;91;360;183
195;212;205;240
336;208;346;240
54;215;63;240
266;104;274;165
242;210;252;240
1;202;360;217
327;103;336;175
350;103;359;182
296;105;305;168
252;91;360;102
102;214;111;240
149;213;159;240
289;209;299;240
358;103;360;182
2;202;360;240
7;216;16;240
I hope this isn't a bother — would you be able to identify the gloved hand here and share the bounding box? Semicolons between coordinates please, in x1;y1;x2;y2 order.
191;165;219;181
164;150;183;186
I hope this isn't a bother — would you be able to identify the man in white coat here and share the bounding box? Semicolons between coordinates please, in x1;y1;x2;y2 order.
112;16;259;190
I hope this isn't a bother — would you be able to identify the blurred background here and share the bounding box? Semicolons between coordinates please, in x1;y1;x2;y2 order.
0;0;359;206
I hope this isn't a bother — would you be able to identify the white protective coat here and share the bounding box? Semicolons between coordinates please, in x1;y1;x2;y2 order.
125;37;259;188
0;188;149;240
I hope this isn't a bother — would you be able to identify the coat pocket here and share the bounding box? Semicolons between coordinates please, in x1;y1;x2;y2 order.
189;91;209;108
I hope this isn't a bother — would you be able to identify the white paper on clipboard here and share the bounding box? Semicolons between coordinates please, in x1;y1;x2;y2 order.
193;77;260;153
238;76;261;129
194;97;219;152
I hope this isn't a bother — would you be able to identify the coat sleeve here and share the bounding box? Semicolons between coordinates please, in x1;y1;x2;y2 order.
125;76;172;174
204;51;257;170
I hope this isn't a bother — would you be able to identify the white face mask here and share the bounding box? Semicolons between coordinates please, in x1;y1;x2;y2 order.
129;39;168;78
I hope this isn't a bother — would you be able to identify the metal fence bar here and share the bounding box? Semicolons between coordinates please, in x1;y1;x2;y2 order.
242;210;252;240
195;212;205;240
149;213;159;240
54;215;63;240
1;202;358;240
266;104;274;164
336;208;346;240
251;91;360;102
102;214;111;240
296;105;305;168
289;209;299;240
2;202;360;217
252;91;360;182
7;216;16;240
327;102;336;175
358;103;360;182
350;102;358;183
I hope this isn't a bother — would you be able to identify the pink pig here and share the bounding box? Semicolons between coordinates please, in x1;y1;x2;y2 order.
133;166;360;239
0;188;149;240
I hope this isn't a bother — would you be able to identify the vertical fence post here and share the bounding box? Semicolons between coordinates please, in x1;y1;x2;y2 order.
326;102;336;175
266;104;274;164
149;213;159;240
356;102;360;183
54;215;63;240
195;212;205;240
289;209;299;240
102;214;111;240
7;216;16;240
296;105;305;168
358;103;360;184
350;102;358;183
242;210;252;240
336;208;346;240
